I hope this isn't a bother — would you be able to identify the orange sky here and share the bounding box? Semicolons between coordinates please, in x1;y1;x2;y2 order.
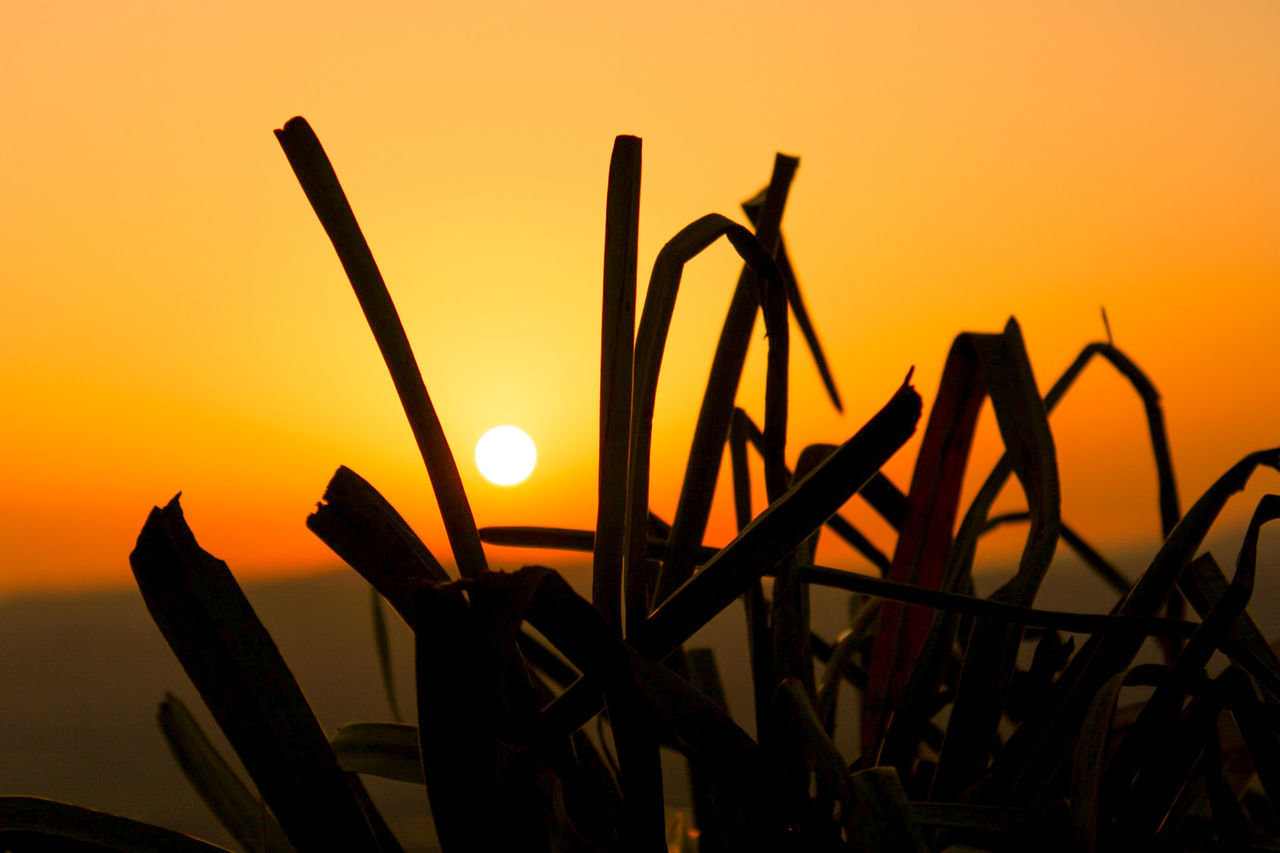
2;1;1278;596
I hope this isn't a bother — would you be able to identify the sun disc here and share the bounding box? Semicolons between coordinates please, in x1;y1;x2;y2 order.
475;425;537;486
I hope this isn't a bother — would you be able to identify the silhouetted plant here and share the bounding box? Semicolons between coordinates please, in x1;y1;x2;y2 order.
6;117;1280;853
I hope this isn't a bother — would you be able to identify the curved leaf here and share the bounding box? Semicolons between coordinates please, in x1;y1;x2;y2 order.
625;211;789;633
659;156;799;603
932;319;1061;797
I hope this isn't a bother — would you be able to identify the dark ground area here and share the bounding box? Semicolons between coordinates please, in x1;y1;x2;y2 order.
3;529;1275;851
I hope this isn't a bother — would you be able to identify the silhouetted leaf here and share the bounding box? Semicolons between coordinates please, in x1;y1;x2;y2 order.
743;191;842;413
477;524;717;565
308;466;449;625
800;566;1193;637
659;156;798;604
933;318;1060;797
594;134;642;636
275;117;487;578
863;329;994;757
626;211;789;634
130;498;387;852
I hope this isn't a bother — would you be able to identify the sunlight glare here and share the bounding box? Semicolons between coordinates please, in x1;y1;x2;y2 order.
475;425;537;486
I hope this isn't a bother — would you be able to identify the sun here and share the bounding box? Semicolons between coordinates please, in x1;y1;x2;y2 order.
474;425;537;486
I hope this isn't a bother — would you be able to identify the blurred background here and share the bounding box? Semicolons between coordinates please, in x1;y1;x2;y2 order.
3;0;1277;595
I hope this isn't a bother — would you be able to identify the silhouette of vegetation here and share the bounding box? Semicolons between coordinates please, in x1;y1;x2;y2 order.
6;116;1280;852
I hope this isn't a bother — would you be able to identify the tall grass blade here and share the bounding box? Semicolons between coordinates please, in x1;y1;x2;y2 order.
0;797;232;852
594;134;642;635
274;117;487;578
863;330;993;757
157;693;293;853
933;318;1060;798
625;213;789;634
742;196;842;412
130;497;386;852
659;156;799;604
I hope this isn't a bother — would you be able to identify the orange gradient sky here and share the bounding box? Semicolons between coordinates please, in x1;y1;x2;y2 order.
2;2;1278;596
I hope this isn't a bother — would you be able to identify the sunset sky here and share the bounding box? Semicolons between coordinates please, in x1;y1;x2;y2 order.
2;1;1277;596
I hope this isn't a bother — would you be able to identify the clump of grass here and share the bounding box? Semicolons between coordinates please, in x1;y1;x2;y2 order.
6;117;1280;852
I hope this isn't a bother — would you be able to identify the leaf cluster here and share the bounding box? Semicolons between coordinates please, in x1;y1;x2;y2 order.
7;119;1280;853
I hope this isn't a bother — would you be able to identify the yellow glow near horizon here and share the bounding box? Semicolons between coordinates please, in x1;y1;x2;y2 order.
1;1;1277;596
